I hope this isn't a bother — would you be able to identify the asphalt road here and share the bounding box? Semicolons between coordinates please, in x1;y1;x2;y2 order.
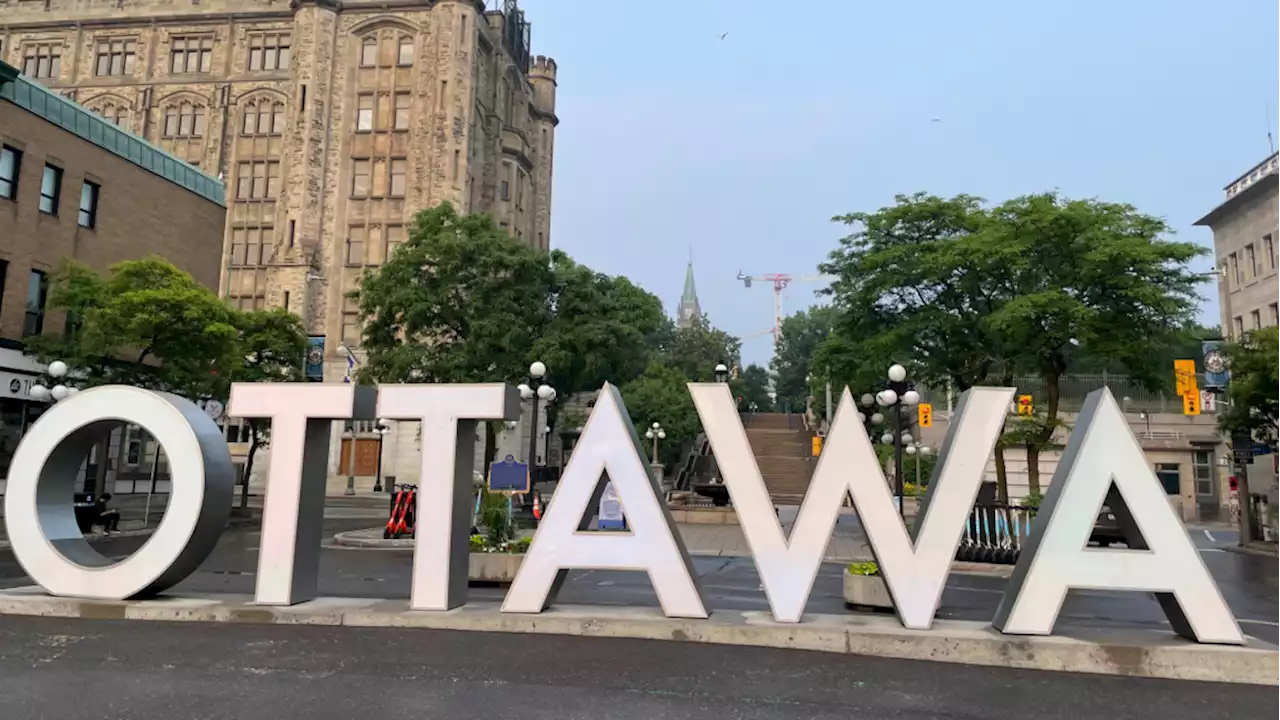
0;614;1273;720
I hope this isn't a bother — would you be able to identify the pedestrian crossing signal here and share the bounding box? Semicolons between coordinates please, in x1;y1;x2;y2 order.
1017;395;1034;416
918;403;933;428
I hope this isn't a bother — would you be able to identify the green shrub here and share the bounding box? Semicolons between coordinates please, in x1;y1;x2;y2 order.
469;534;486;552
1020;491;1044;510
510;536;533;554
846;561;879;576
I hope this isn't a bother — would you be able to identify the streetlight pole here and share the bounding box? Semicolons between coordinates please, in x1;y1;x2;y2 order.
645;421;666;463
517;361;555;502
372;418;390;492
905;442;932;487
344;422;358;496
714;363;729;384
876;363;920;519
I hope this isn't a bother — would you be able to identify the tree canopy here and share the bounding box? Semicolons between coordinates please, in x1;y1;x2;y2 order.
734;363;775;412
771;305;837;411
1218;327;1278;452
819;191;1206;493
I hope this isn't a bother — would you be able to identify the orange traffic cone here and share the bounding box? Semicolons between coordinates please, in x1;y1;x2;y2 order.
532;492;542;521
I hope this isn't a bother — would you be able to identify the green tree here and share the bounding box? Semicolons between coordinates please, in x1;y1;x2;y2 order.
820;192;1205;497
656;314;742;382
30;256;239;399
1217;327;1279;452
230;307;308;508
733;363;775;412
981;193;1204;492
772;305;837;412
619;361;700;467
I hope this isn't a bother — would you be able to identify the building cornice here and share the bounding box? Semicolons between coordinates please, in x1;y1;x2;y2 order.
1194;174;1278;229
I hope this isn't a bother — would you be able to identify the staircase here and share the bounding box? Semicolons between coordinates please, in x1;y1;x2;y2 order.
743;413;814;505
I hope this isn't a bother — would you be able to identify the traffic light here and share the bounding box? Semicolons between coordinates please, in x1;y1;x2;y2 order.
1182;391;1200;416
918;403;933;428
1017;394;1034;416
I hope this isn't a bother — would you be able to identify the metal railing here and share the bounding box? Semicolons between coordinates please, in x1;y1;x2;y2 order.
916;373;1219;415
955;504;1038;565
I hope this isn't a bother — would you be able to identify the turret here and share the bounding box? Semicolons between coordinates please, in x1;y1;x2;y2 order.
528;55;557;116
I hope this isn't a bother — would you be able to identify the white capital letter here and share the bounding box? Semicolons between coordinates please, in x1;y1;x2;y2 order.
5;387;234;599
993;388;1243;644
503;384;707;618
229;382;375;605
378;383;520;611
691;384;1012;626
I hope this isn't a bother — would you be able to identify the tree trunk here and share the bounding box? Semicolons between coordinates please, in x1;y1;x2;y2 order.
484;421;499;464
1025;371;1062;496
241;433;260;513
994;444;1010;505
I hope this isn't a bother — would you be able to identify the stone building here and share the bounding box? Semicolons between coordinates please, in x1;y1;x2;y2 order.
1195;152;1279;338
1;0;559;487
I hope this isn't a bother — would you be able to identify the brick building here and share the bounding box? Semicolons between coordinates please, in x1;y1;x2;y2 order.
1;0;559;486
0;59;226;493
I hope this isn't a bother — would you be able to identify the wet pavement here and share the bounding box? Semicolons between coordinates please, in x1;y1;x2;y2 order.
2;515;1275;644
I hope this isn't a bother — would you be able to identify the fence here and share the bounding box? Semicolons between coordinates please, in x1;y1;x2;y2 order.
955;504;1038;565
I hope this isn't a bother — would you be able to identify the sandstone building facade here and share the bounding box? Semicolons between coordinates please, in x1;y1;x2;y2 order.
1;0;558;374
2;0;559;486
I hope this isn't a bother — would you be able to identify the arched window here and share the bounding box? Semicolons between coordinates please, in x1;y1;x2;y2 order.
360;37;378;67
163;101;206;138
88;99;130;127
240;98;287;136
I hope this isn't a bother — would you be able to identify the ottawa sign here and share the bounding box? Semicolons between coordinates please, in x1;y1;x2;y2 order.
2;382;1244;645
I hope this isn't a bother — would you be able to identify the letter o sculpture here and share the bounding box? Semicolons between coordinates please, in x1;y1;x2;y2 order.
4;386;234;599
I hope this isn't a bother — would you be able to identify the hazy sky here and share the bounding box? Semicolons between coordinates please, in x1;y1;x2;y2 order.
517;0;1280;368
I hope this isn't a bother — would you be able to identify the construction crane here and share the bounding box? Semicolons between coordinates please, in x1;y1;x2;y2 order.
736;271;829;345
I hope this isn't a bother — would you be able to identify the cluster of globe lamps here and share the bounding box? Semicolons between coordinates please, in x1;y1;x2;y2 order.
29;360;79;403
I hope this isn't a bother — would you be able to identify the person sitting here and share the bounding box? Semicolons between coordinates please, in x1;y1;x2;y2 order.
93;493;121;534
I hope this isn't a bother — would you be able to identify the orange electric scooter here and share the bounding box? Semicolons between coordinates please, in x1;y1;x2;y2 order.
384;484;417;539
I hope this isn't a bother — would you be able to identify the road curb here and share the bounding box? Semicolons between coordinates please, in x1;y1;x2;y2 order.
0;515;258;552
1225;544;1279;558
0;586;1272;685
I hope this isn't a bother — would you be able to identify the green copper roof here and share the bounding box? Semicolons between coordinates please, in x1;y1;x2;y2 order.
681;261;699;305
0;60;225;207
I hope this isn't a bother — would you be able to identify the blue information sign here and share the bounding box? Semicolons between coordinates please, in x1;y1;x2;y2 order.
488;455;530;493
598;481;626;530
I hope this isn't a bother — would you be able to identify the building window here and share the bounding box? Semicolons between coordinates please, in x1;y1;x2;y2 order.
39;165;62;215
1233;316;1244;338
346;226;365;265
163;103;206;138
248;33;291;71
356;94;375;131
360;37;378;67
1228;252;1241;286
22;44;61;79
170;36;214;74
0;261;7;326
341;295;361;345
1246;243;1258;279
1154;463;1180;495
24;270;49;337
78;181;100;229
94;39;137;77
91;102;130;127
390;159;407;197
242;99;286;136
1250;309;1261;329
230;226;271;267
397;36;415;66
386;225;405;260
234;161;281;201
0;145;20;200
1192;452;1213;496
1270;303;1279;327
500;180;510;200
394;93;411;130
351;159;371;198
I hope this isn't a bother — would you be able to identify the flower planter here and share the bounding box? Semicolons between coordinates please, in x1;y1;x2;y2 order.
842;568;893;610
468;552;524;584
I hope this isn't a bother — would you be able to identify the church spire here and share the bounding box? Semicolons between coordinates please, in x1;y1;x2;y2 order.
676;249;702;328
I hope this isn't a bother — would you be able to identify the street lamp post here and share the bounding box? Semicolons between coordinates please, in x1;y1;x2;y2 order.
876;363;920;519
372;418;391;493
517;361;556;492
714;363;729;384
344;422;358;496
644;421;667;463
904;442;932;487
